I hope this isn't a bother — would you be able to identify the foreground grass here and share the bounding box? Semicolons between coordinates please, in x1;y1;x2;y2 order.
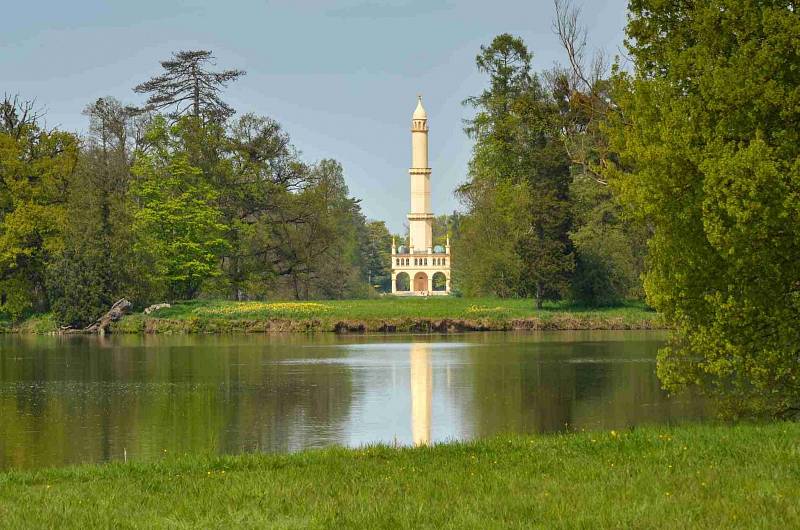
112;298;661;333
0;423;797;528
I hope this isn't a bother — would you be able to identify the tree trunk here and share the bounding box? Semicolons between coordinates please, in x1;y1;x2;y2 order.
192;64;200;117
536;281;543;310
83;298;131;334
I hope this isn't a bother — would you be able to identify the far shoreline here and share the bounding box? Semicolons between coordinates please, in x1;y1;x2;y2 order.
112;315;665;334
2;298;665;335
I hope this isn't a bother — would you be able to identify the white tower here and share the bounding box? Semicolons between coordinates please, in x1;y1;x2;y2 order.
391;96;451;295
408;96;433;252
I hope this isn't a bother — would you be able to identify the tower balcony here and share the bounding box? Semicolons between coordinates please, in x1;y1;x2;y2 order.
391;248;450;269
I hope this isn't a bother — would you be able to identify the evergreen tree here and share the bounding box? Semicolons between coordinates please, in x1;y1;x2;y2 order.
362;220;393;292
134;50;245;121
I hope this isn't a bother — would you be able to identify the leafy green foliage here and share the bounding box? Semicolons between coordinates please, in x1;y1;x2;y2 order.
607;0;800;416
457;34;574;307
0;99;77;319
569;175;645;306
46;98;151;326
131;117;229;300
46;247;109;327
362;220;393;292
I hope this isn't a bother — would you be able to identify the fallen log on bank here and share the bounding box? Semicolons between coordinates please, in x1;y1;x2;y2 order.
81;298;132;334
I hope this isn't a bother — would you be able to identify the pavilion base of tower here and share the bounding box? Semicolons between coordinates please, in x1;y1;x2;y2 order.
391;247;451;296
392;241;451;296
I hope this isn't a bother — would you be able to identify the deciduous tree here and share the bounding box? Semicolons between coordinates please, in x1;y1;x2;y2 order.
458;34;573;307
0;97;77;318
131;117;229;300
606;0;800;416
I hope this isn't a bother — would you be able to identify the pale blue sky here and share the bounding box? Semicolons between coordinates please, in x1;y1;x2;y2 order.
1;0;628;232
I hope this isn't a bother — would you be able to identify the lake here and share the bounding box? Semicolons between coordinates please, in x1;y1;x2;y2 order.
0;331;706;470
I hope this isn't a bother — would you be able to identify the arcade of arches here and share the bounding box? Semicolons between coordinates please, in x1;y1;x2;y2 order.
394;271;449;293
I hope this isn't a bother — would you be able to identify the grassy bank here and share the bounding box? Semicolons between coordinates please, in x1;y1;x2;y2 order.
111;298;662;334
0;423;797;528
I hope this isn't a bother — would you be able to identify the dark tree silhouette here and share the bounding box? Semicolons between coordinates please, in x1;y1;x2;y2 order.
134;50;245;121
1;94;45;138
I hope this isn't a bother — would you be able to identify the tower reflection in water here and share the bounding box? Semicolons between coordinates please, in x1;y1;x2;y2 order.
409;342;432;446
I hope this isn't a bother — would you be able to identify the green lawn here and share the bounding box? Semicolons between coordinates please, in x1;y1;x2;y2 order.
112;298;661;333
146;297;651;319
0;422;797;528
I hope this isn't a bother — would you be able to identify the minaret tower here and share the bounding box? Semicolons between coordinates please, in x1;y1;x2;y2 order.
408;95;433;252
390;96;451;295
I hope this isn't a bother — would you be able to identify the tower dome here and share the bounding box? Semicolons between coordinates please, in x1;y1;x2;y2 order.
413;96;427;120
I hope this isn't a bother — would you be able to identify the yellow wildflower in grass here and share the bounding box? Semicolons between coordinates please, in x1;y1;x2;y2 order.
193;302;332;319
463;305;510;318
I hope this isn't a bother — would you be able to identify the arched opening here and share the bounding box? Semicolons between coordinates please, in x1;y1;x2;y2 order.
413;272;428;292
395;272;410;292
432;272;447;292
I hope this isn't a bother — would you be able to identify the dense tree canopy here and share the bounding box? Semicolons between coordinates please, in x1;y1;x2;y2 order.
606;0;800;416
0;52;385;326
456;34;574;307
0;96;78;318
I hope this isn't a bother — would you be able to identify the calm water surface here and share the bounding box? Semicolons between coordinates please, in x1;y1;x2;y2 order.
0;331;706;470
